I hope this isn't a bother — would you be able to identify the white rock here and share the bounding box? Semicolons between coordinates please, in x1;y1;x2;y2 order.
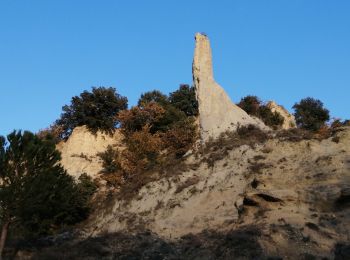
193;33;267;142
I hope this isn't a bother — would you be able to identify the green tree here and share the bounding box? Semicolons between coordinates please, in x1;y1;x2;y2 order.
169;84;198;116
293;97;330;131
56;87;128;139
0;131;94;257
138;90;169;107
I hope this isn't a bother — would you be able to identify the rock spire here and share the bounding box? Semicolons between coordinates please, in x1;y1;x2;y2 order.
193;33;266;142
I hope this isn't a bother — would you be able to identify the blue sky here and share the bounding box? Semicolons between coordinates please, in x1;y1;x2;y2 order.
1;0;349;136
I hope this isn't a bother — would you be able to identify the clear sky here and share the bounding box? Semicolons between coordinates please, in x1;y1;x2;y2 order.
1;0;349;136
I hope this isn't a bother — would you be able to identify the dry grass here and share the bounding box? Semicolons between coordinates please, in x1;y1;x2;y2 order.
200;125;270;167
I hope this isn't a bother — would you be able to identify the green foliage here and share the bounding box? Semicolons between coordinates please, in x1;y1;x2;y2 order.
0;131;95;239
56;87;128;139
258;106;284;130
118;103;165;135
153;104;187;132
163;117;198;157
138;90;169;107
97;145;123;174
238;95;284;129
238;95;261;116
77;173;98;203
169;84;198;116
101;85;199;182
293;97;330;131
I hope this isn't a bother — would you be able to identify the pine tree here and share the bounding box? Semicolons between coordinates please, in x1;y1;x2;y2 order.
0;131;94;258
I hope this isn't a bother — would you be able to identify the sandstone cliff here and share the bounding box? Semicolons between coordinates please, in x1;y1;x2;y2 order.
57;126;123;178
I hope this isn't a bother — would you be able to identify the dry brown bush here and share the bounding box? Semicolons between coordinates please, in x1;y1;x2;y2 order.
163;118;198;157
122;124;164;174
201;125;270;167
117;103;165;136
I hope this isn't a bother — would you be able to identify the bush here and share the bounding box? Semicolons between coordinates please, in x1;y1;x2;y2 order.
138;90;169;107
153;104;187;132
77;173;98;202
293;97;330;131
238;95;284;129
118;103;165;135
238;95;261;116
36;124;65;143
169;84;198;116
163;118;198;157
123;125;164;174
97;145;123;174
258;106;284;130
56;87;128;139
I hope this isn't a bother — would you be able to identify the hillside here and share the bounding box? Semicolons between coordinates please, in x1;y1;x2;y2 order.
35;126;350;259
3;33;348;260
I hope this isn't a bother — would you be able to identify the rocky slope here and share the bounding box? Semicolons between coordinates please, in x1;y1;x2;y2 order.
72;126;350;259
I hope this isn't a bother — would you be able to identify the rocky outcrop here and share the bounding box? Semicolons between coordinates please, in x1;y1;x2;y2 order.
57;126;123;178
193;33;267;142
267;101;296;129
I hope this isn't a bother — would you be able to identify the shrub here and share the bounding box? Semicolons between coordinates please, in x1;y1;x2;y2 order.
36;124;65;143
169;84;198;116
163;118;198;157
122;125;164;174
238;95;261;116
97;145;123;174
118;103;165;135
293;97;330;131
153;104;187;132
138;90;169;107
77;173;98;201
56;87;128;139
238;95;284;129
257;106;284;129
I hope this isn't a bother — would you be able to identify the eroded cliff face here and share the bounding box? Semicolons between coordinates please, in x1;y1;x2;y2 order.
84;127;350;259
193;33;267;142
57;126;123;178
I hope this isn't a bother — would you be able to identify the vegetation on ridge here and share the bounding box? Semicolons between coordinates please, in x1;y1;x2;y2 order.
293;97;330;131
238;95;284;129
55;87;128;139
97;85;198;187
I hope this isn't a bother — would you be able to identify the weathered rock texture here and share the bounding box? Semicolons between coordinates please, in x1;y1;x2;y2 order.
57;126;123;178
267;101;296;129
193;33;266;141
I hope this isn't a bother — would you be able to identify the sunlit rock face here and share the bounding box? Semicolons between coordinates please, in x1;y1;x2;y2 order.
193;33;267;142
57;126;123;178
267;101;296;129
